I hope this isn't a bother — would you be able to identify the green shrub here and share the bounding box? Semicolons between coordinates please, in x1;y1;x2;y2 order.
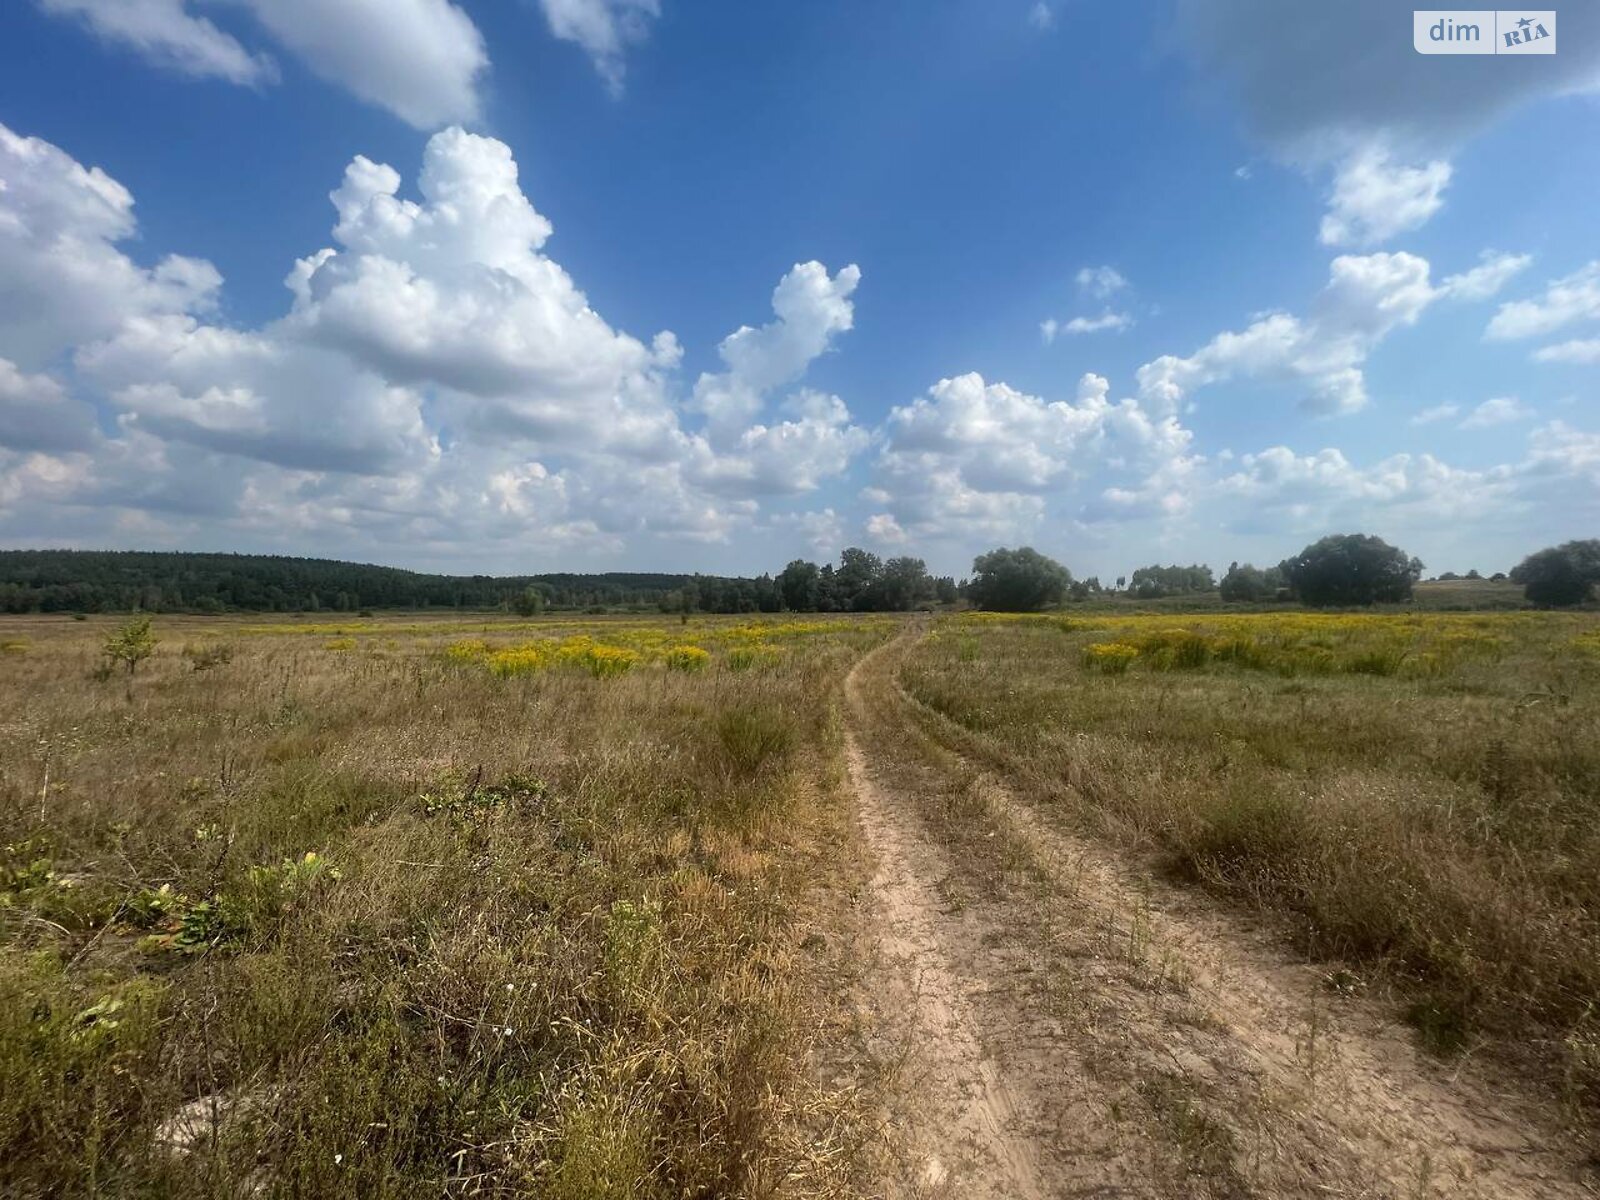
664;645;710;673
102;616;157;676
726;645;778;672
1082;642;1139;674
1137;629;1212;671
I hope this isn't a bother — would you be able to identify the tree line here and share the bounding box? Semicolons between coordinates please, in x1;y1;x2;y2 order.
0;551;777;615
1;536;1596;616
943;535;1597;612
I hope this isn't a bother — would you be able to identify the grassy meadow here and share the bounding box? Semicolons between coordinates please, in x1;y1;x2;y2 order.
900;609;1600;1106
0;612;891;1197
7;599;1600;1194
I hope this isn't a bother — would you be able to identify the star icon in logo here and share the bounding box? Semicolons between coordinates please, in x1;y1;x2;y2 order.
1517;15;1534;29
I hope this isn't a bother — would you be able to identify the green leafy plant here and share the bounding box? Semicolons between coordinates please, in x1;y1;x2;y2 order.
102;616;157;676
664;645;710;673
420;772;548;818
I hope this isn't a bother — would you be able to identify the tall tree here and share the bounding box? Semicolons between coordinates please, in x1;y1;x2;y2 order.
835;548;885;611
967;547;1071;612
777;560;821;611
1128;564;1215;598
1278;534;1422;607
1510;540;1600;606
880;556;934;611
1219;562;1284;603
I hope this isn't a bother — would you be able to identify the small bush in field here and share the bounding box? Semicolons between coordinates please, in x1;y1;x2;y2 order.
136;852;339;954
446;638;490;663
487;644;551;676
420;772;548;818
1135;628;1211;671
664;644;710;672
123;884;183;930
0;959;167;1160
1082;642;1139;674
102;616;156;676
603;898;663;1007
569;643;638;678
2;840;55;893
727;643;779;672
482;638;639;678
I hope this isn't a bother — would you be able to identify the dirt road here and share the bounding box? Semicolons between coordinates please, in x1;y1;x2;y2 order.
842;632;1597;1198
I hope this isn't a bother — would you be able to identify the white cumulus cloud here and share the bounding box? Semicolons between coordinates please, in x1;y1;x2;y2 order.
691;261;861;440
37;0;275;84
36;0;487;128
1409;403;1459;426
0;357;99;452
538;0;660;96
238;0;488;128
1218;446;1514;525
1533;338;1600;365
1459;396;1533;430
0;123;221;370
1043;312;1133;342
1439;251;1532;301
872;371;1200;540
0;122;881;562
1076;265;1129;299
1486;262;1600;342
1136;251;1439;417
1320;148;1451;247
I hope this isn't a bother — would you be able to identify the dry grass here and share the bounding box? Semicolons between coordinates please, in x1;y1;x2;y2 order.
0;612;891;1197
900;610;1600;1113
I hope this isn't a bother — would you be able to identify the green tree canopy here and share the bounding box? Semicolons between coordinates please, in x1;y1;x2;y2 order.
1219;562;1285;603
103;616;157;675
880;556;934;611
967;547;1071;612
1277;534;1422;607
834;548;884;611
777;560;820;612
1128;564;1215;598
1510;540;1600;607
511;585;546;617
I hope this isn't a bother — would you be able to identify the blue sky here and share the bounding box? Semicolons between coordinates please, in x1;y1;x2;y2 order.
0;0;1595;580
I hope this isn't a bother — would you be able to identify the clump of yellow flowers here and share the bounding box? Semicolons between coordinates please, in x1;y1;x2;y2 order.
664;645;711;672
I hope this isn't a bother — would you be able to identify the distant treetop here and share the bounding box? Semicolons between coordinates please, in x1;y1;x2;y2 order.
967;547;1071;612
1278;534;1423;607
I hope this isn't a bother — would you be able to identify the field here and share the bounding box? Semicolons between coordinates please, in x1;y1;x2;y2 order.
5;605;1600;1196
901;611;1600;1097
0;612;891;1196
